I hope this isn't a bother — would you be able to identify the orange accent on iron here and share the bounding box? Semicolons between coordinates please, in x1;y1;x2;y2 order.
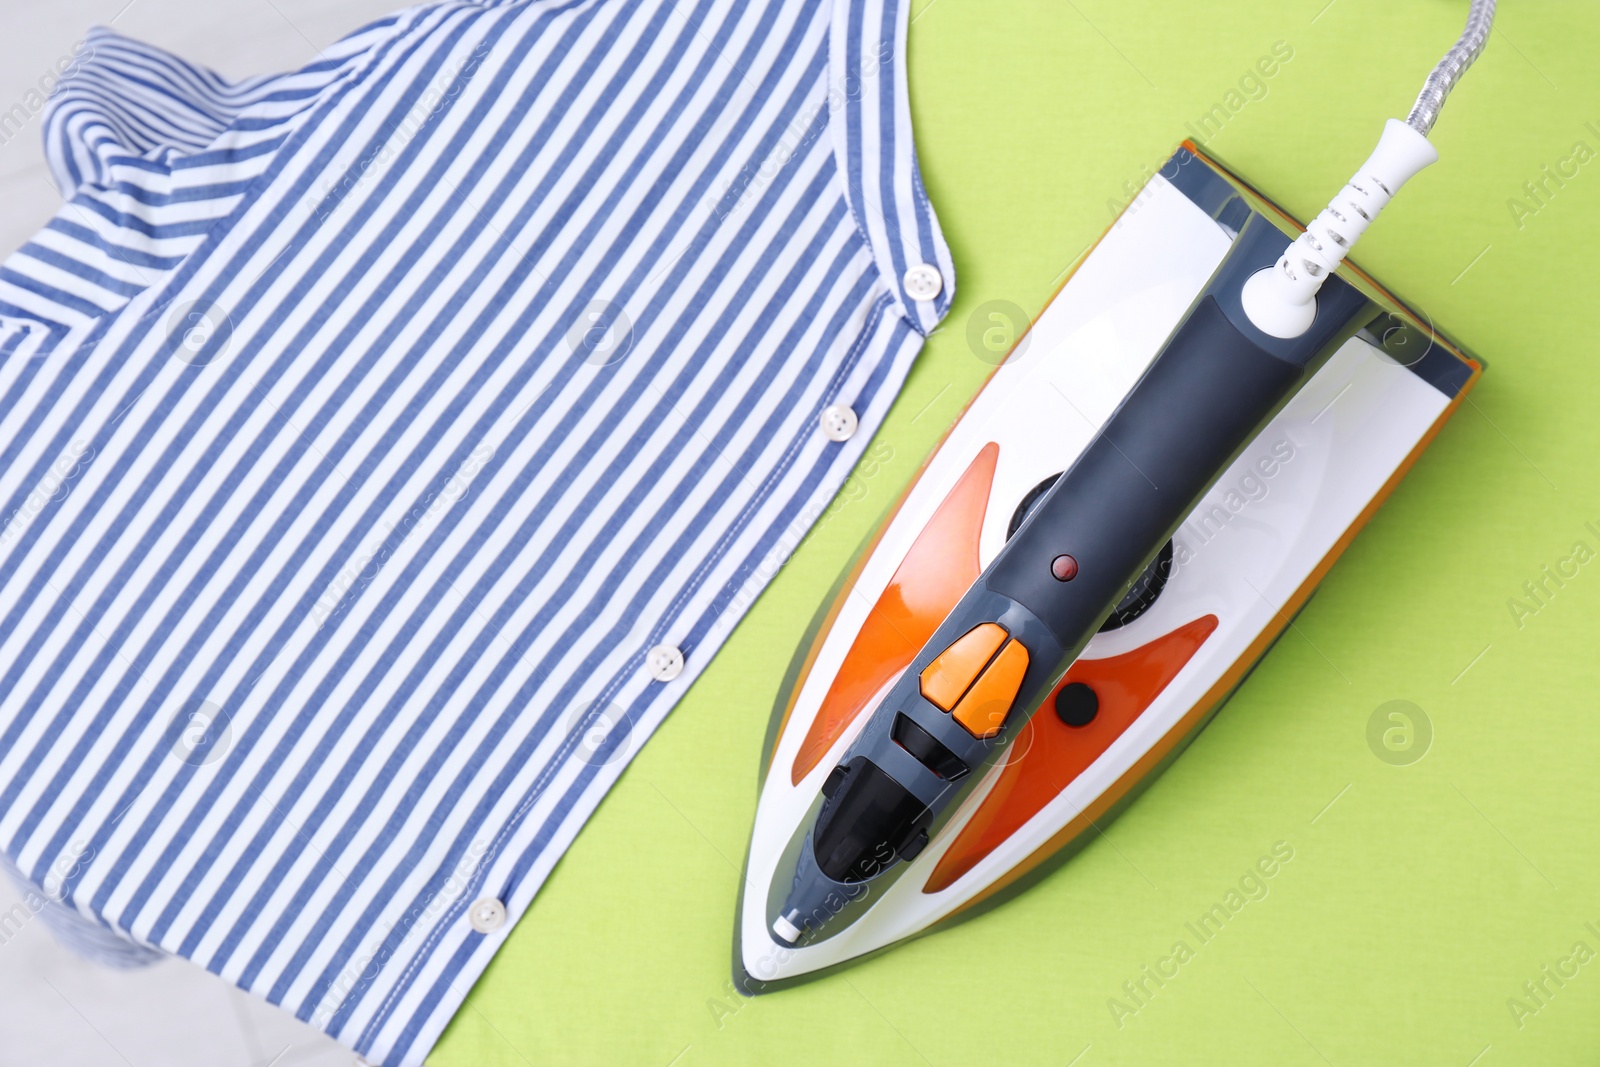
925;615;1218;892
790;442;1000;785
951;639;1030;739
920;623;1007;711
936;349;1481;917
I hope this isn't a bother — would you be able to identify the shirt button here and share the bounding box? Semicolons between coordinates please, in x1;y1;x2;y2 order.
902;263;943;302
646;644;685;682
469;898;507;934
819;404;858;442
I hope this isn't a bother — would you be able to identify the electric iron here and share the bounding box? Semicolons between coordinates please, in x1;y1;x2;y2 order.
736;3;1495;989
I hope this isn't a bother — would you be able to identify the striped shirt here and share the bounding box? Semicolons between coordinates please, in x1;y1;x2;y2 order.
0;1;952;1063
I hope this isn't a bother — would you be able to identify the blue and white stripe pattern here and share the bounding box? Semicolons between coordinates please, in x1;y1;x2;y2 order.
0;0;951;1063
2;852;165;969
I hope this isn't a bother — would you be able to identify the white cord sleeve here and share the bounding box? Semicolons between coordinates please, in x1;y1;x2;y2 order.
1240;1;1494;338
1241;120;1438;338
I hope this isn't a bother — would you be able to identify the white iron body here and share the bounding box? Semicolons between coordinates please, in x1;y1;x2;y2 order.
736;146;1478;989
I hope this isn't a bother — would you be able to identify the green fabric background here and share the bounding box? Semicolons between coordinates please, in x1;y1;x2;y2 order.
432;1;1600;1063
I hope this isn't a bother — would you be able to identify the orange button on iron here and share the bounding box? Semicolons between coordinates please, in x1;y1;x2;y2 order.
919;623;1007;711
952;639;1030;739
